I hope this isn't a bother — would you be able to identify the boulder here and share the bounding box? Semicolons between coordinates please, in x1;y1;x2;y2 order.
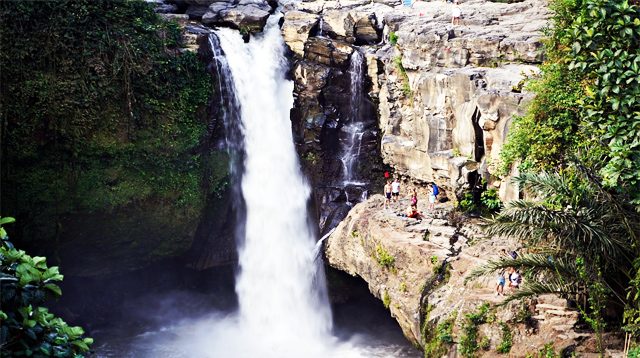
303;37;354;67
282;11;320;57
201;1;271;33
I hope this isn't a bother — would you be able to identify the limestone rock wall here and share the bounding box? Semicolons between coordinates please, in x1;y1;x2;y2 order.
282;0;548;204
326;196;618;356
375;0;548;201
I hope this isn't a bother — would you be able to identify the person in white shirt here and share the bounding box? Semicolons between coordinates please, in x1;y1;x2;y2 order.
452;0;462;25
391;178;401;203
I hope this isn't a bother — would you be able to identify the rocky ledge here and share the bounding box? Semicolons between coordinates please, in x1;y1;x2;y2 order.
326;195;622;356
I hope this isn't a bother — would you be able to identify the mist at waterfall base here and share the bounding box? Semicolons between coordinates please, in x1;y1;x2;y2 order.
87;18;418;357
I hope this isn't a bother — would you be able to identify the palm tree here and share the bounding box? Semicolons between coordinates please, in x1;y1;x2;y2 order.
466;168;640;349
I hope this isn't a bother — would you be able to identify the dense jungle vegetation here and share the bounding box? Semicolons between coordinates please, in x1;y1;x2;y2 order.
480;0;640;353
0;0;222;355
0;1;221;257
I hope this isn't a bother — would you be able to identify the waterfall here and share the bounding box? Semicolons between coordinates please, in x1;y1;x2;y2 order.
217;17;334;352
349;50;364;124
167;14;346;358
339;50;367;187
208;34;246;244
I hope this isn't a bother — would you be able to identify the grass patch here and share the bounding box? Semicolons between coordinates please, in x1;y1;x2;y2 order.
375;244;395;269
393;55;412;97
389;31;398;45
459;303;491;357
423;312;456;358
383;290;391;309
496;322;513;354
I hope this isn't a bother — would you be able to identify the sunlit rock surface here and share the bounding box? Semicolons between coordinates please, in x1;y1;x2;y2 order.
326;195;622;355
282;0;549;202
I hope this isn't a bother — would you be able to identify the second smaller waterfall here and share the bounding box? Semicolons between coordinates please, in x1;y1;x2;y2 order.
339;50;367;186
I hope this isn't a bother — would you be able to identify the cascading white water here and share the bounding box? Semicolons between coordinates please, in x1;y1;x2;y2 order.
217;16;335;354
340;50;367;186
163;15;344;358
128;13;418;358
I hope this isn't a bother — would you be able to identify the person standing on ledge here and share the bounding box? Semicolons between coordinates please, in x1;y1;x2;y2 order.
431;182;439;202
451;0;462;25
384;180;393;210
391;177;401;203
428;185;436;211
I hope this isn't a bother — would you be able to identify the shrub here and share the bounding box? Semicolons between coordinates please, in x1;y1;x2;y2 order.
496;322;513;353
389;31;398;45
375;244;395;269
0;217;93;356
382;290;391;309
480;188;502;212
459;303;491;357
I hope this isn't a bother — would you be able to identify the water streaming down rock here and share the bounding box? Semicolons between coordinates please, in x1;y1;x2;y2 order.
339;50;369;204
208;32;246;244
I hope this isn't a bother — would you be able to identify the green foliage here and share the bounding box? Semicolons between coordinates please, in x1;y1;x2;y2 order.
478;336;490;351
625;259;640;338
467;169;639;353
499;0;640;207
496;322;513;354
382;290;391;309
375;244;395;269
459;303;491;357
480;189;502;211
0;218;92;356
0;0;216;243
629;346;640;358
514;301;533;323
458;192;476;212
393;56;412;97
566;0;640;204
536;343;559;358
389;31;398;45
423;311;456;358
458;188;502;214
303;152;319;166
430;255;439;265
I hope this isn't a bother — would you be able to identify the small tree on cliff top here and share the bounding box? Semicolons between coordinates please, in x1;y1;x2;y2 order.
0;217;93;357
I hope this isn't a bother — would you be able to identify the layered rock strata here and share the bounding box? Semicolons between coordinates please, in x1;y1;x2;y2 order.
282;0;549;202
326;195;619;355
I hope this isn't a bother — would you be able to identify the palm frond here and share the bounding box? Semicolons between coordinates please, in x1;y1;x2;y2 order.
511;171;574;203
486;200;632;264
465;254;578;283
499;278;579;305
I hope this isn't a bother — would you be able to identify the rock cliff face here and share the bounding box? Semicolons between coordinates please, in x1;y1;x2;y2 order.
281;0;548;204
326;196;619;356
377;0;548;201
282;8;384;233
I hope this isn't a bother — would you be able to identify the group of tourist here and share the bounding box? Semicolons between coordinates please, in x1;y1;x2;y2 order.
495;249;522;296
382;172;439;220
401;0;463;26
